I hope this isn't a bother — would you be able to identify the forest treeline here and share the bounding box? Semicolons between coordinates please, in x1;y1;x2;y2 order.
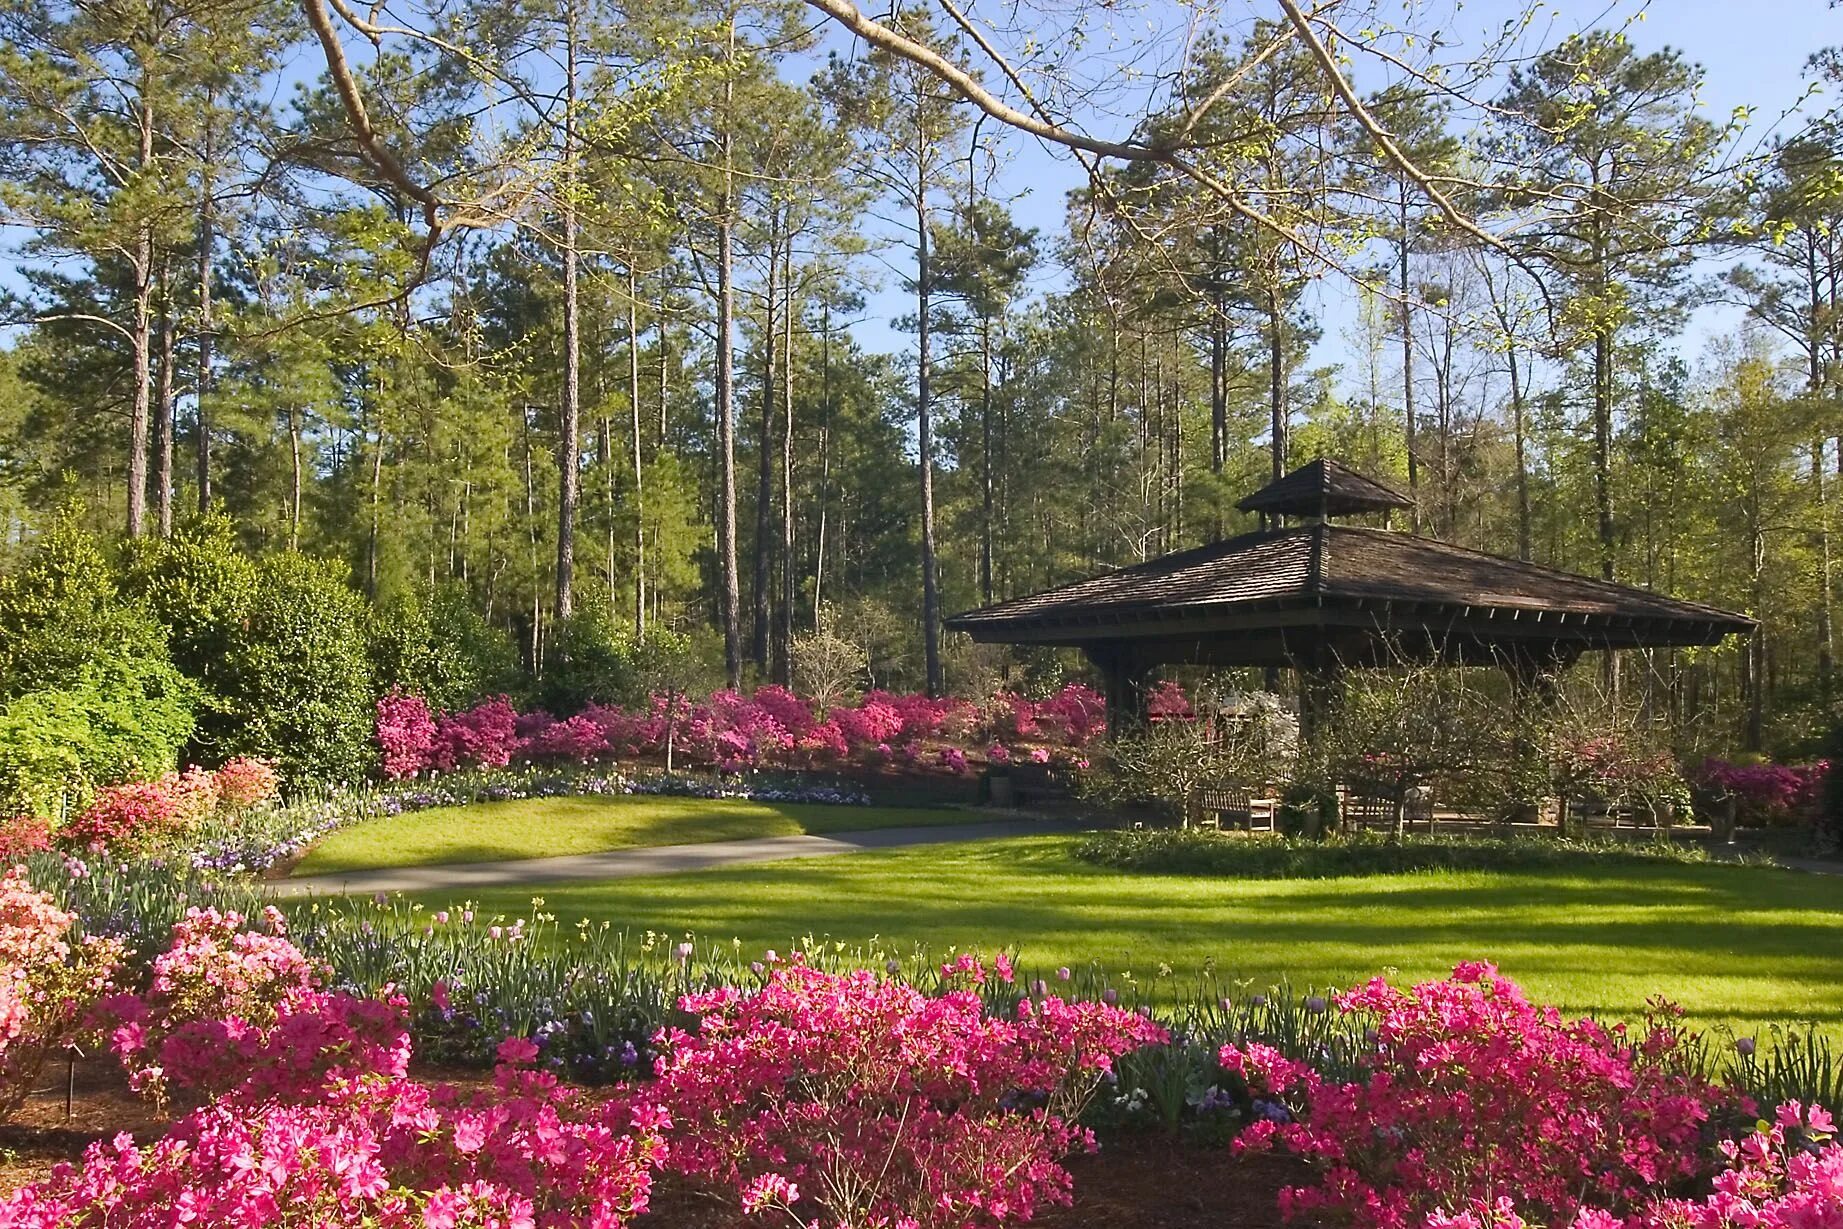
1;0;1841;756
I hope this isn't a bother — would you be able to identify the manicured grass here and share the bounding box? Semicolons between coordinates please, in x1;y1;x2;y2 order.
407;835;1843;1038
293;795;985;876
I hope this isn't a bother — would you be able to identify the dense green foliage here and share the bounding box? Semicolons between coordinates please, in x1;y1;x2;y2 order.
0;1;1837;762
369;585;523;713
0;515;198;817
0;657;197;820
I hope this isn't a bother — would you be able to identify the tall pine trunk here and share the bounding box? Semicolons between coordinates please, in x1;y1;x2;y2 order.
915;151;942;696
775;242;795;685
752;230;777;673
553;3;582;620
194;143;214;513
154;264;175;537
629;268;646;641
715;18;742;687
1398;191;1419;533
127;87;155;538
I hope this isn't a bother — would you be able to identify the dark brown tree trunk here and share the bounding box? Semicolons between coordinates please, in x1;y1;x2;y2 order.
1398;193;1419;533
154;265;175;537
127;89;155;538
752;231;777;673
194;108;215;513
775;244;795;685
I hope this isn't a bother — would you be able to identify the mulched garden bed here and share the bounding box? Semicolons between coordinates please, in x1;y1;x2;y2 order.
0;1060;1298;1228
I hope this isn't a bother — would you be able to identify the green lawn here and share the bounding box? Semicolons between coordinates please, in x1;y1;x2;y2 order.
293;795;984;876
405;835;1843;1037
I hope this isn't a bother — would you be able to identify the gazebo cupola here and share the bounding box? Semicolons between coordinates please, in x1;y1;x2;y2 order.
1235;457;1415;523
945;458;1755;732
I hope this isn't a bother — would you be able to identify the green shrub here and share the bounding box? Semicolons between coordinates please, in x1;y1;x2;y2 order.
0;656;196;820
0;513;198;817
126;519;374;785
212;553;376;786
539;604;643;712
0;511;170;697
1072;827;1746;879
370;584;521;712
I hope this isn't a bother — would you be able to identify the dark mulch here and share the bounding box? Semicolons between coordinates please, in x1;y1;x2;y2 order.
0;1064;1299;1229
635;1139;1299;1229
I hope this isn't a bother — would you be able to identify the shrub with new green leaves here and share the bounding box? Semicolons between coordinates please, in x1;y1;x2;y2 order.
213;553;376;786
0;657;196;821
370;584;521;713
0;513;197;819
0;512;170;698
540;603;642;713
126;519;374;785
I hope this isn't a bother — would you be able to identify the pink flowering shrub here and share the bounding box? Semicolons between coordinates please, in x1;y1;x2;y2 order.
213;756;281;808
376;690;440;780
1423;1102;1841;1229
1224;963;1746;1229
1038;683;1106;745
654;956;1165;1229
1146;679;1192;720
4;1042;669;1228
377;684;1105;778
0;868;123;1121
434;696;521;771
61;779;185;851
830;697;905;749
1698;758;1829;826
750;685;817;739
0;815;52;861
520;713;610;763
99;905;401;1108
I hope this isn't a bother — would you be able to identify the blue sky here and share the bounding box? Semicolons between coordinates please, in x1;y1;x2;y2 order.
829;0;1842;382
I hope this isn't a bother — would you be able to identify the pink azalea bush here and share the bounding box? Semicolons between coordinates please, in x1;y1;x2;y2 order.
0;867;124;1121
1223;963;1750;1229
213;755;281;809
0;815;52;862
1425;1101;1841;1229
654;955;1165;1229
57;756;283;852
376;685;1106;780
376;690;440;779
4;1039;669;1229
1698;758;1829;826
99;905;411;1109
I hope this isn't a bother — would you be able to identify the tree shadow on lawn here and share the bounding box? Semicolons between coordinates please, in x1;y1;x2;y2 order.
473;842;1843;1029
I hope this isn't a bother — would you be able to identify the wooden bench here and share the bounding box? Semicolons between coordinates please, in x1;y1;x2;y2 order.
1340;791;1400;832
1190;787;1274;832
1011;763;1076;809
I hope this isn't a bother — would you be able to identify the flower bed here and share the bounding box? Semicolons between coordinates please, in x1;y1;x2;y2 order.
377;684;1106;781
1;855;1840;1227
0;880;1157;1229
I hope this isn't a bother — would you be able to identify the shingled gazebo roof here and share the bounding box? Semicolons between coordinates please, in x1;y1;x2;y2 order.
1236;457;1414;519
946;460;1753;673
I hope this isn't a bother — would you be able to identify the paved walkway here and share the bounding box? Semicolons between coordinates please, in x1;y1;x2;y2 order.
272;817;1080;897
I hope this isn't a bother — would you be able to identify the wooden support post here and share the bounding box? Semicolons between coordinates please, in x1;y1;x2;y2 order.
1087;644;1154;739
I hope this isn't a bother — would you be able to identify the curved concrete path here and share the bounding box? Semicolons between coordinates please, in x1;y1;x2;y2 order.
272;817;1080;898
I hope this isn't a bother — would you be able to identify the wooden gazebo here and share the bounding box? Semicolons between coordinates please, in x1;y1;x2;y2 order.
944;459;1755;730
